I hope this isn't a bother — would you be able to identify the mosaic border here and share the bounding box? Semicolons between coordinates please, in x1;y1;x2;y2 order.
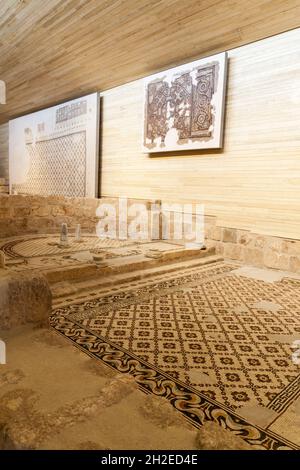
49;314;299;450
50;261;300;450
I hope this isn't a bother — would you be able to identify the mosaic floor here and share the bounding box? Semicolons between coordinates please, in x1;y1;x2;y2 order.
0;325;252;450
50;261;300;450
0;234;189;273
0;234;134;259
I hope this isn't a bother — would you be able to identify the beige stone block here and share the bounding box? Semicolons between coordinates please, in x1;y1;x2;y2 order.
51;205;66;217
0;221;15;238
85;209;98;219
265;237;283;252
83;198;101;211
222;228;237;243
253;235;268;250
14;218;28;231
35;206;51;217
79;218;98;230
0;195;9;207
0;272;52;330
53;216;73;227
204;224;222;241
9;195;26;205
13;206;31;217
282;239;300;256
26;217;54;232
46;195;68;205
27;195;42;205
210;226;222;241
263;250;290;271
236;230;251;245
0;207;11;218
243;247;264;267
223;243;242;260
289;256;300;273
214;242;224;256
205;240;217;250
64;205;75;217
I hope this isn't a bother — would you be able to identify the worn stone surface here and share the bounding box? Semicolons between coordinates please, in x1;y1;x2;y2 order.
0;194;100;237
0;326;200;450
0;272;52;329
196;422;254;450
223;242;242;260
0;325;262;450
267;237;283;252
289;256;300;273
210;226;222;241
263;250;290;271
222;228;237;243
243;247;264;267
229;266;289;283
236;230;251;245
206;225;300;273
214;241;224;256
282;239;300;255
0;195;160;238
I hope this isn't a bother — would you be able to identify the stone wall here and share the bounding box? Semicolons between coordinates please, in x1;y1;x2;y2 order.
0;194;159;238
0;194;101;237
206;225;300;274
0;194;299;273
161;205;300;273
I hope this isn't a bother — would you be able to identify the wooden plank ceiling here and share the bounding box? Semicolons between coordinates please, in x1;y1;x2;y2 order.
0;0;300;124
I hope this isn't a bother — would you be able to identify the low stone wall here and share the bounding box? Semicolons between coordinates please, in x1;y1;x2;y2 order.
206;225;300;273
161;205;300;273
0;195;160;238
0;194;102;237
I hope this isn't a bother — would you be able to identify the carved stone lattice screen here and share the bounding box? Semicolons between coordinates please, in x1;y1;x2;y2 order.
143;52;227;152
13;132;86;197
9;93;99;197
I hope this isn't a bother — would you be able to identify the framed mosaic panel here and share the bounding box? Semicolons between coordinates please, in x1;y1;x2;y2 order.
142;52;228;152
9;93;100;197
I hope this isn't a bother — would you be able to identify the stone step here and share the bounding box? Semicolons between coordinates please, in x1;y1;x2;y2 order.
45;246;215;284
51;254;223;307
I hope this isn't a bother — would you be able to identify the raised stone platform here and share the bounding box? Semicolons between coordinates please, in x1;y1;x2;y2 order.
0;233;218;307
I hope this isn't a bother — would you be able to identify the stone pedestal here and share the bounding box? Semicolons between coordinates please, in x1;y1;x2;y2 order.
0;272;52;330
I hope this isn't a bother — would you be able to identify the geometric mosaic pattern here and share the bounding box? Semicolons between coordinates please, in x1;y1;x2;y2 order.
12;132;87;197
78;287;299;411
0;236;190;277
0;235;134;260
50;262;300;450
